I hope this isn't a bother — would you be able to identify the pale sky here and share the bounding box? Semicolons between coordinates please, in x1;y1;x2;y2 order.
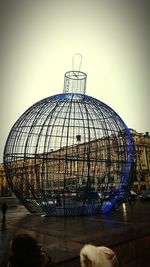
0;0;149;163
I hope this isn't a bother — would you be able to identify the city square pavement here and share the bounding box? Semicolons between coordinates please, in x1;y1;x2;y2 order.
0;199;150;267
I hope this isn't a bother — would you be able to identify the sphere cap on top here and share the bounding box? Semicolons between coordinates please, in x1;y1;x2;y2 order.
63;53;87;94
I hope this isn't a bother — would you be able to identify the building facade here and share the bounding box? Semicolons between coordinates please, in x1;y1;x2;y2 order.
130;129;150;192
0;129;150;197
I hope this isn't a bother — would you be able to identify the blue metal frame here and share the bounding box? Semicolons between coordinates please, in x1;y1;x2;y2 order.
3;84;134;216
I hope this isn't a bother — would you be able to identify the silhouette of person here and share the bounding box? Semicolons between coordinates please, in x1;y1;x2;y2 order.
1;201;8;222
1;220;7;231
7;233;53;267
56;194;62;207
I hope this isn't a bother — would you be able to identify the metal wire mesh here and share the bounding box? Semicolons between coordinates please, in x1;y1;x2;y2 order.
63;71;87;94
3;92;134;216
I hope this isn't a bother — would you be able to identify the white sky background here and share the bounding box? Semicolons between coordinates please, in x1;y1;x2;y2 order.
0;0;149;163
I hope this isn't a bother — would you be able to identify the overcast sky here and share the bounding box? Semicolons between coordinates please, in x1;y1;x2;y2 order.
0;0;149;163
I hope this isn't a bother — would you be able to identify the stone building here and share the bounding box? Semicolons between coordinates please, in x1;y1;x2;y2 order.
0;129;150;197
130;129;150;192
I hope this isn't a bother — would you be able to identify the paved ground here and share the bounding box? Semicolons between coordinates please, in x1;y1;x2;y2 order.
0;199;150;266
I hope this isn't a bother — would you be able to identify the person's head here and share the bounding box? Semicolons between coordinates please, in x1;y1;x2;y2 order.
8;233;51;267
80;244;118;267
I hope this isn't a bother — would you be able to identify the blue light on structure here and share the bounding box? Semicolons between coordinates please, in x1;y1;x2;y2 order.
3;61;134;216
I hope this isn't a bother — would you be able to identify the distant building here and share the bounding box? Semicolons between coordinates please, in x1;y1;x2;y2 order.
0;162;12;196
130;129;150;191
0;129;150;197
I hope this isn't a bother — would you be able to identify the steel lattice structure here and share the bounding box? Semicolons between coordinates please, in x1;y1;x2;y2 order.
3;70;134;216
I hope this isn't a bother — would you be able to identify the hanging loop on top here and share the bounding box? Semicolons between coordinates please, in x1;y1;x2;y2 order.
72;53;82;71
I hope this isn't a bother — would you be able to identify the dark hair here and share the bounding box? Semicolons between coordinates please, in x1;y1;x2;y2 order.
8;234;47;267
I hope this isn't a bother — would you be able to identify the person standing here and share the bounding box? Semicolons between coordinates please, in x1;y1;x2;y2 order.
1;201;8;222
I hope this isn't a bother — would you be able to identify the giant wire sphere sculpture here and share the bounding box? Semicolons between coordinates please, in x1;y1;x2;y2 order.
3;58;134;216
